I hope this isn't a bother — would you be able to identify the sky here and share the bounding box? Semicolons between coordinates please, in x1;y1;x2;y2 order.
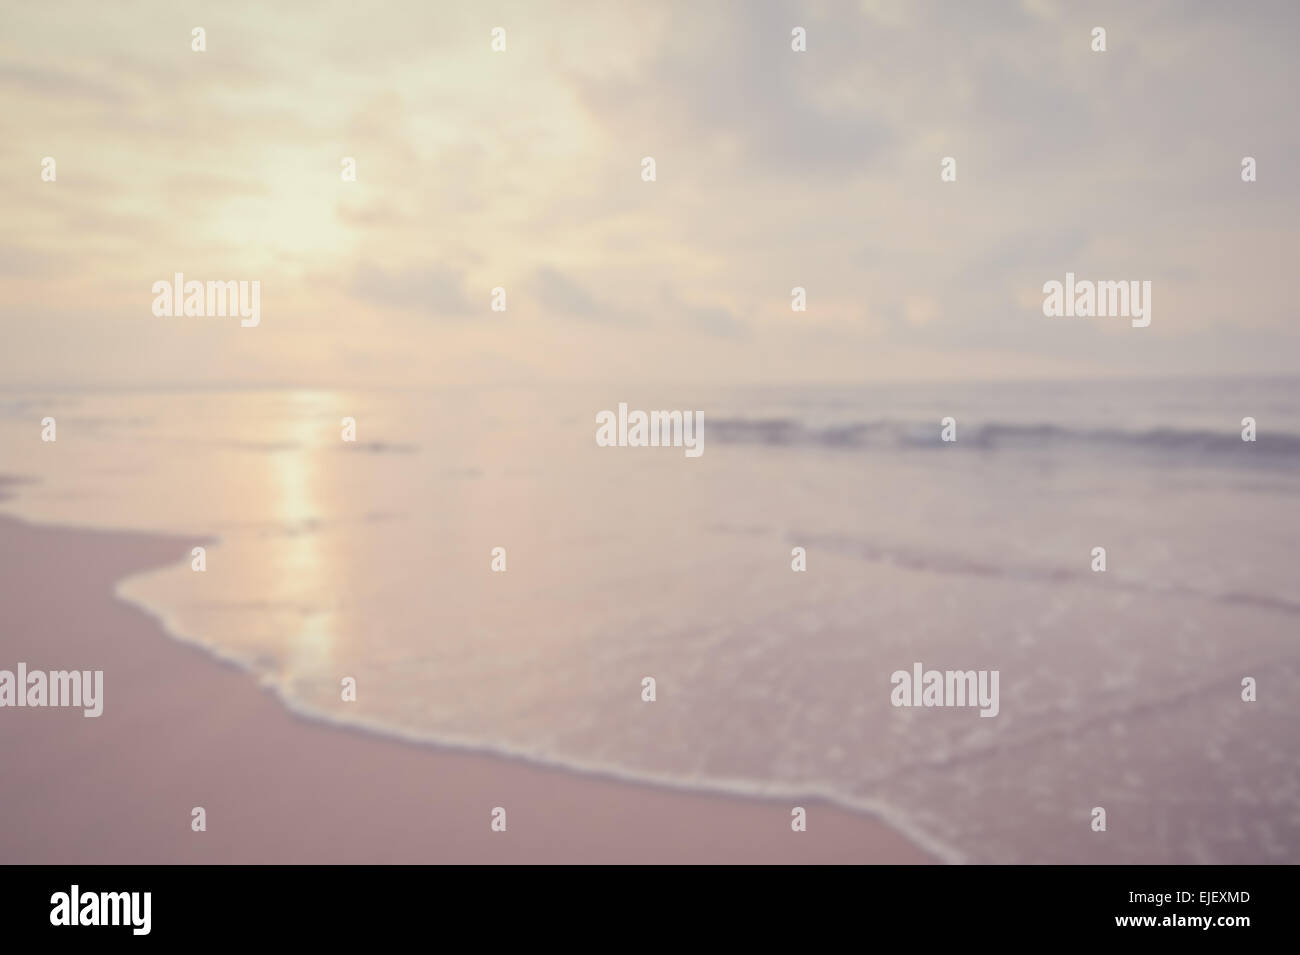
2;0;1298;389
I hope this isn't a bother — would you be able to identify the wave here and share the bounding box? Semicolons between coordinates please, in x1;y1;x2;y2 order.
799;531;1300;617
107;558;964;865
709;417;1300;462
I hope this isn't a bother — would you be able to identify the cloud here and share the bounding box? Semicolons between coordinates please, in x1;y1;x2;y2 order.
348;262;472;318
657;285;745;338
0;64;131;105
530;267;618;322
568;2;895;176
2;0;1299;387
0;243;67;278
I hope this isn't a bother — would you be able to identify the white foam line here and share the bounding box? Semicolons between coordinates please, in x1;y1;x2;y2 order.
112;549;965;865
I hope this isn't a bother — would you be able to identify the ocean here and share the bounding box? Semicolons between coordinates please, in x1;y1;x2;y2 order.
2;376;1297;863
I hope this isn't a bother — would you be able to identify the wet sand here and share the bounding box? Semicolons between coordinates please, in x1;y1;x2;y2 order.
0;512;933;864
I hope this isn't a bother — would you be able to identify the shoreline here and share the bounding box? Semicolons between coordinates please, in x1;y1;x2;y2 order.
0;507;936;864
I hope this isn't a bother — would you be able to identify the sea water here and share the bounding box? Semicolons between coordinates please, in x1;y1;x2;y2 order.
1;377;1297;863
